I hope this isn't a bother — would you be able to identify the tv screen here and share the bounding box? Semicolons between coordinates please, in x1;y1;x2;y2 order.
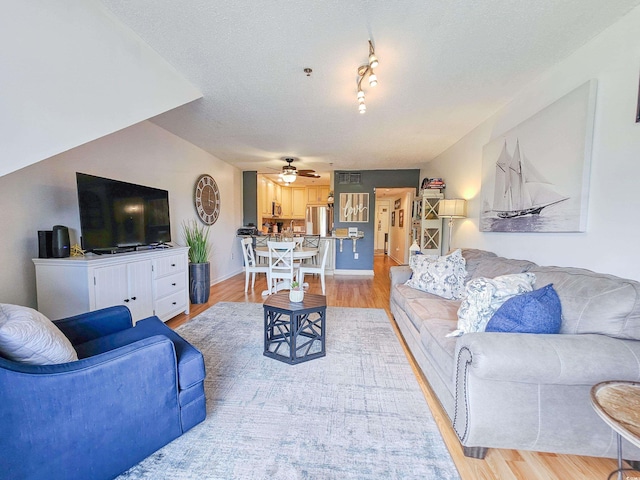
76;173;171;252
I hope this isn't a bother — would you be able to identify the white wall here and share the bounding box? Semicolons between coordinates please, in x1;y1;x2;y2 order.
0;121;244;309
423;5;640;282
0;1;202;177
388;191;414;264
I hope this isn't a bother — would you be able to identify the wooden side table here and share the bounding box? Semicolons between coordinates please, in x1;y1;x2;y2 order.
263;292;326;364
591;381;640;480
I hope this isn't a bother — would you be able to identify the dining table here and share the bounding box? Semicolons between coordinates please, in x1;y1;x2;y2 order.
254;245;319;296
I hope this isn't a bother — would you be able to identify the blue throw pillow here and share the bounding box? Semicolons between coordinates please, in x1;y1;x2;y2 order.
485;284;562;334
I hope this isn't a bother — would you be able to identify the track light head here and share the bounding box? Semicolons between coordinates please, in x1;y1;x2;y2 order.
356;40;380;113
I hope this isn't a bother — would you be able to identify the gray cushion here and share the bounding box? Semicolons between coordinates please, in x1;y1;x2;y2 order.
471;257;536;280
530;266;640;340
460;249;498;279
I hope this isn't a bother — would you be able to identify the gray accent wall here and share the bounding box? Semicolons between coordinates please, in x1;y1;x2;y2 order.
334;170;420;271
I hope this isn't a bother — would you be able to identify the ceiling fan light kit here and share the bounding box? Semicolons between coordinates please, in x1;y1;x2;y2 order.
277;157;321;184
356;40;379;114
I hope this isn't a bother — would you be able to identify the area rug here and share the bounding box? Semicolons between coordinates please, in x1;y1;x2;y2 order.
118;302;459;480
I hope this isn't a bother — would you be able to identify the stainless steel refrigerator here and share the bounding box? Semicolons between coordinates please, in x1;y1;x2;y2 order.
305;205;332;236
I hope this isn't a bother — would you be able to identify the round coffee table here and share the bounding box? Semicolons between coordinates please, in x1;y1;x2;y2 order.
591;381;640;480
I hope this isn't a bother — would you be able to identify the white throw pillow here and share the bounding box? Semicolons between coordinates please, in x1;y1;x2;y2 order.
0;304;78;365
449;273;536;336
405;249;467;300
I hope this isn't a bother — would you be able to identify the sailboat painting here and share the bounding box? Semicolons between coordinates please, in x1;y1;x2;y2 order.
480;80;597;233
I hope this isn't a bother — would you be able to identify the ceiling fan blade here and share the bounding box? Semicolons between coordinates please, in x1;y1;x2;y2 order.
299;171;321;178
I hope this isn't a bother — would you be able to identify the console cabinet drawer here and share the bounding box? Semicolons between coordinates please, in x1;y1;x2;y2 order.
155;291;187;319
156;272;186;298
153;254;186;278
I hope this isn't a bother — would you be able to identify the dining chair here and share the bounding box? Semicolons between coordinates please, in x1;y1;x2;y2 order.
267;241;298;294
302;235;320;264
241;238;269;292
297;239;329;295
302;235;320;248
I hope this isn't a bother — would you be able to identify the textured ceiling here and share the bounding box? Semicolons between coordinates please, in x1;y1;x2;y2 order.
100;0;640;176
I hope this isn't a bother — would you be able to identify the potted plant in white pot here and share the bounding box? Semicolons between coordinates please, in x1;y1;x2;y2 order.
182;220;212;304
289;281;304;303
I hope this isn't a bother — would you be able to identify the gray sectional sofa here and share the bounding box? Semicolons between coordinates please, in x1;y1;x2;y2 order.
389;248;640;460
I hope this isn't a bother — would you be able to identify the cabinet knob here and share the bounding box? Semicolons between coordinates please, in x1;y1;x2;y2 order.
131;296;137;301
172;283;176;286
172;301;177;305
124;299;129;303
171;263;176;267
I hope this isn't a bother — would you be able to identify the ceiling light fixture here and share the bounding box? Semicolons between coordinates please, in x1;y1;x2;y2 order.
281;158;298;183
356;40;379;114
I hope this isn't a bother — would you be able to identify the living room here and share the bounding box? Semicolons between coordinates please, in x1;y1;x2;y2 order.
2;2;640;479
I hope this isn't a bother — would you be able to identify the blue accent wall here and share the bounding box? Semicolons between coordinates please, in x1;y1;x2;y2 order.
334;170;420;270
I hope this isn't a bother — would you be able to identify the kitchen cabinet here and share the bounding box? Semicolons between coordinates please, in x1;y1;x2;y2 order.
307;186;330;204
281;187;293;217
291;187;306;218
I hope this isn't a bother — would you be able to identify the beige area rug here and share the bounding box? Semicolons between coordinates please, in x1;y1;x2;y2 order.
118;302;459;479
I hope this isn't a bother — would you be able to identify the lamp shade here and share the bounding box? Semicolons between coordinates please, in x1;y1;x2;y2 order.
281;172;297;183
438;199;467;218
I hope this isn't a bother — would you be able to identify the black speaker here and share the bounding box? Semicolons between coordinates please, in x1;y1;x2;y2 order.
52;225;70;258
38;230;53;258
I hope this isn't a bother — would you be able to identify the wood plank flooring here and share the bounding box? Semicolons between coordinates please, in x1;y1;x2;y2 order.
167;255;622;480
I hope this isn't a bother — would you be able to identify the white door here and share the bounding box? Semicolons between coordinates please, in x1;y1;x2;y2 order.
375;201;390;251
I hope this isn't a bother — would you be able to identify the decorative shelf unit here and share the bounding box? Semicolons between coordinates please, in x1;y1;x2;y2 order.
412;190;444;255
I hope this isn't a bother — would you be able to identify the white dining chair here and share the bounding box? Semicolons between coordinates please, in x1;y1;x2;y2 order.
241;238;269;292
267;241;298;294
297;239;329;295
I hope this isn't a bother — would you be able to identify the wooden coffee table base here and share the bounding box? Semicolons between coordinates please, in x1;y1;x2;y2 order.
263;292;327;364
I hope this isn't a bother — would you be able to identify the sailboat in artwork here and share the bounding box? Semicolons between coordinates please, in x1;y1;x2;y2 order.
491;140;568;219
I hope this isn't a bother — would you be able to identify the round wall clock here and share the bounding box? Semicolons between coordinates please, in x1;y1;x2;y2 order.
194;174;221;225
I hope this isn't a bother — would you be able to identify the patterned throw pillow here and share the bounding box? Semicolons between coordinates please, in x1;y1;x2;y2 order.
405;249;467;300
449;272;536;336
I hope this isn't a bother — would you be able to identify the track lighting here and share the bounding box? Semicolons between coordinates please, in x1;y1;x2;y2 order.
356;40;379;113
368;40;379;68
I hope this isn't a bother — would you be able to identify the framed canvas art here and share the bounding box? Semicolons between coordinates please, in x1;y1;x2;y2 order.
399;209;404;228
339;193;369;223
480;80;597;233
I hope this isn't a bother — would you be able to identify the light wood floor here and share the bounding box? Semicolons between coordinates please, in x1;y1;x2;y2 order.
168;255;622;480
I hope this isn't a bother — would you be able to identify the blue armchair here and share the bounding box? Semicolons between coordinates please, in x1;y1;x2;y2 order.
0;306;206;480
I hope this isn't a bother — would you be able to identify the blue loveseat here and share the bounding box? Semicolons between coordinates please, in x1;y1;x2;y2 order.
0;306;206;480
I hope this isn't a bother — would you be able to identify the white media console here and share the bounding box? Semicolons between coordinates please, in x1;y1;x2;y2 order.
33;247;190;323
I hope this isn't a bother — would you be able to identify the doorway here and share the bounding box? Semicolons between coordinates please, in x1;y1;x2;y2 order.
375;200;390;254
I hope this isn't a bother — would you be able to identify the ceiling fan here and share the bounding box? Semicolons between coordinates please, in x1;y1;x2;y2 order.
280;157;320;183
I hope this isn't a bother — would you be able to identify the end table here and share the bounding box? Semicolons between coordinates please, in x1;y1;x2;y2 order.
591;381;640;480
263;292;326;364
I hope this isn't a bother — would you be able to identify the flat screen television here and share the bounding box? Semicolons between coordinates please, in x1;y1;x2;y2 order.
76;172;171;252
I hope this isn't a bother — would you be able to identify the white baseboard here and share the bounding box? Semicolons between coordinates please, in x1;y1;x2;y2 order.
334;269;375;276
211;268;244;285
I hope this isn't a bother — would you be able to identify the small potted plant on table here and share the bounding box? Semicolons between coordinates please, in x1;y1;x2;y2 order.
289;281;304;303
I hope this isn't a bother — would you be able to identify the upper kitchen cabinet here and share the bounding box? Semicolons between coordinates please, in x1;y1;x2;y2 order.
307;186;330;204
